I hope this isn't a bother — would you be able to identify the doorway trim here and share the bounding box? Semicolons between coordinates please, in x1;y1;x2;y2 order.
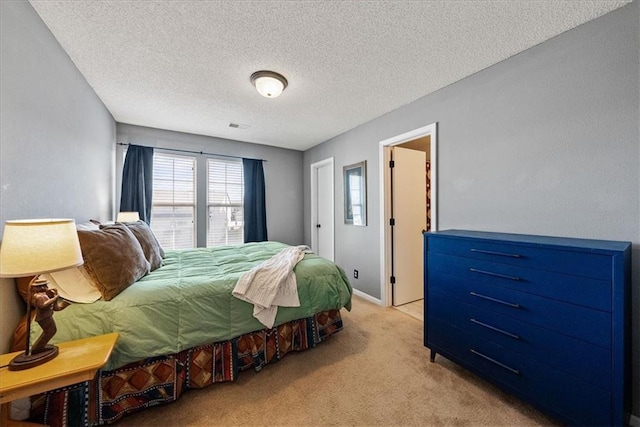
310;157;335;261
379;123;437;307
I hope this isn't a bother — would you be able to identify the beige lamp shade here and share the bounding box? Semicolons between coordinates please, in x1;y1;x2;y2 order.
0;219;84;278
116;211;140;222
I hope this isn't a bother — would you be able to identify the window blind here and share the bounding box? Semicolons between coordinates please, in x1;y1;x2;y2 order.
151;152;196;249
207;158;244;247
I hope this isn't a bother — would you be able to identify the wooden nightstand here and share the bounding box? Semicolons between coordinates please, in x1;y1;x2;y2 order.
0;333;118;426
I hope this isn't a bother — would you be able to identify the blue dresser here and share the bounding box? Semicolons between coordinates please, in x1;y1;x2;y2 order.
424;230;631;426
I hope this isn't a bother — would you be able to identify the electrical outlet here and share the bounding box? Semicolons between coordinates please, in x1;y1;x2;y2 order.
353;269;359;279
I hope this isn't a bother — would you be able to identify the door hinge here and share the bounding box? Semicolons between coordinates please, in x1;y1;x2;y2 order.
389;160;395;168
390;276;396;284
389;218;395;226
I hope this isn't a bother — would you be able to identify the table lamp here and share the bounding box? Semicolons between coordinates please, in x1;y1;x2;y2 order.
0;219;83;370
116;211;140;222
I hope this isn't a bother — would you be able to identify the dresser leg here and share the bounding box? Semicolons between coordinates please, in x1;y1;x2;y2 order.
430;349;436;362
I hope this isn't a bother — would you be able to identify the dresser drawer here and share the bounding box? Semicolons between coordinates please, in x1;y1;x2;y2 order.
428;318;612;426
428;269;611;348
428;236;612;280
428;292;611;390
428;252;611;311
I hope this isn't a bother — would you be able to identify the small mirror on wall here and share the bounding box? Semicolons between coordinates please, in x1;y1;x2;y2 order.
343;161;367;226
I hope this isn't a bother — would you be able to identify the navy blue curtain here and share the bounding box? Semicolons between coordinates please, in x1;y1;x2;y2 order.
243;158;268;242
120;145;154;224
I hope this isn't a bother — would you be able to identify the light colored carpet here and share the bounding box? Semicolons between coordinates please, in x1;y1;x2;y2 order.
117;295;557;426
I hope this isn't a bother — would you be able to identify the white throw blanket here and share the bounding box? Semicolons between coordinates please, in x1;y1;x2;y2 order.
232;245;311;328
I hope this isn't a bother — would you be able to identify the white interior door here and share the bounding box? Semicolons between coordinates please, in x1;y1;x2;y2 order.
392;146;426;305
311;159;334;261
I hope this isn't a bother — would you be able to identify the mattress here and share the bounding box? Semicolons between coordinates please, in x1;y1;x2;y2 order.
28;241;353;370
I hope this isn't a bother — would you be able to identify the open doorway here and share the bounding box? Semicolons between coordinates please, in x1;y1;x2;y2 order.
379;123;437;319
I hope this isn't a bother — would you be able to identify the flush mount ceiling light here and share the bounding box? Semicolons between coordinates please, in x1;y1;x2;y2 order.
250;70;288;98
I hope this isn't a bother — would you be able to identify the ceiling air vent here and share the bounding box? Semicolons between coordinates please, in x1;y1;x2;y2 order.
228;123;250;129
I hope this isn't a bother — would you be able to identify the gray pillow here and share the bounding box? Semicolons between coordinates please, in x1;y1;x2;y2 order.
120;221;164;271
77;224;150;301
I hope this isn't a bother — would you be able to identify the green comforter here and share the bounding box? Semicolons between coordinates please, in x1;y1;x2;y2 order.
30;241;352;370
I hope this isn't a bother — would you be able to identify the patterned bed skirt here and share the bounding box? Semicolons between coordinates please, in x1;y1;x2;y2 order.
30;309;344;426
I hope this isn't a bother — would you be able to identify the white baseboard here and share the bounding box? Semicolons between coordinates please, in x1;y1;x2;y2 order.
352;288;382;305
630;414;640;427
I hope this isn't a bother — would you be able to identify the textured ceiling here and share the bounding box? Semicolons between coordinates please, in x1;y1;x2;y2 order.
29;1;629;151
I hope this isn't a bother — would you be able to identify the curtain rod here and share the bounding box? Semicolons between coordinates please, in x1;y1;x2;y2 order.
117;143;267;162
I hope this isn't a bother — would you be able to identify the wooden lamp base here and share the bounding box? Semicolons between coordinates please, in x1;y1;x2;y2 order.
8;345;58;371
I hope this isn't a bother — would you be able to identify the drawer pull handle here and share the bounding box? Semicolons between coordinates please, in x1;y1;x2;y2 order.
470;349;521;375
470;268;521;282
470;318;521;340
470;292;520;309
471;248;522;258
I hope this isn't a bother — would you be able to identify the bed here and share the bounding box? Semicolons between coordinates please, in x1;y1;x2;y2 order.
16;223;352;426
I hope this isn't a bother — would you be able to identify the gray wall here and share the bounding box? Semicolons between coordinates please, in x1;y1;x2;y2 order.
0;0;116;353
117;124;304;246
304;0;640;417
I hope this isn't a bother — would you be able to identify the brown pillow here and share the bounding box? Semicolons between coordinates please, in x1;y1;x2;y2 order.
77;224;150;301
15;276;35;304
119;221;164;271
11;314;31;352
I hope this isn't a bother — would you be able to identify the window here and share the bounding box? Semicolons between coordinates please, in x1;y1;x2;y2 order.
207;158;244;247
151;152;196;249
